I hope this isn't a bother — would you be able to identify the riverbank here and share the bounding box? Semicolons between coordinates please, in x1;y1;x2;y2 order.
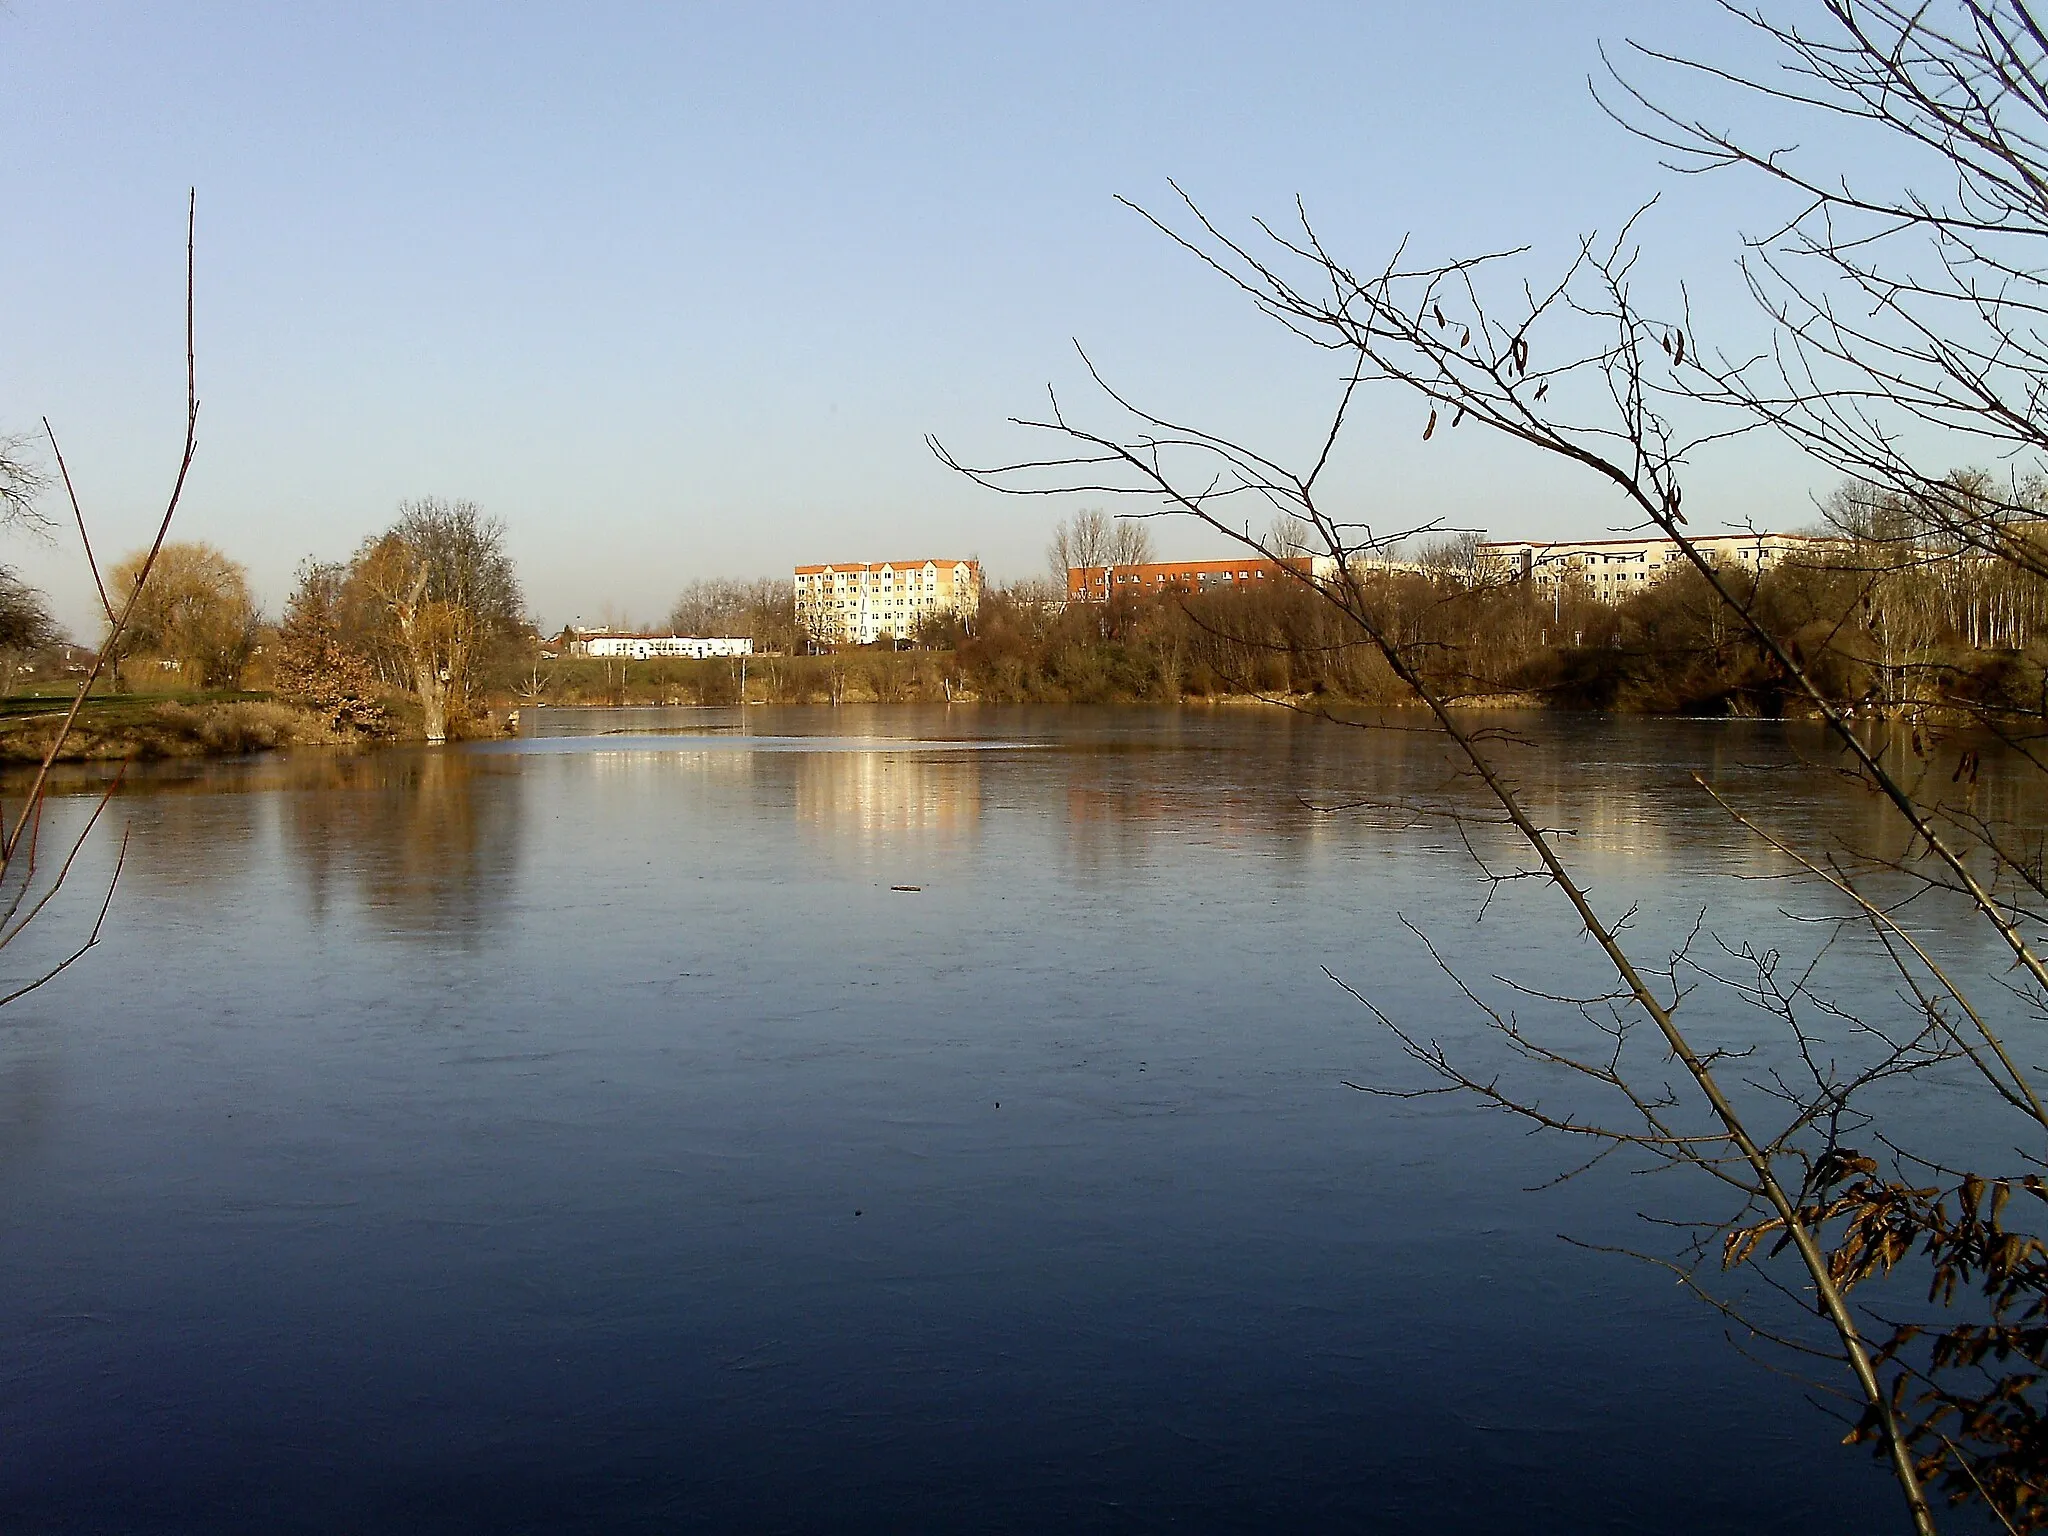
0;695;356;762
533;653;1556;710
0;667;1964;765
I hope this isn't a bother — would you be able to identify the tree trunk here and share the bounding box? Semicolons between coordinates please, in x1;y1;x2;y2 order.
413;655;448;743
392;566;449;744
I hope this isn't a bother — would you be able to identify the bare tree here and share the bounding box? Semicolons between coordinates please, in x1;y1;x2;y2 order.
343;498;521;743
0;192;202;1001
667;577;793;649
1414;530;1481;576
390;497;522;632
0;572;56;699
1048;507;1153;586
1600;1;2048;576
1267;512;1316;558
0;432;71;696
0;435;52;535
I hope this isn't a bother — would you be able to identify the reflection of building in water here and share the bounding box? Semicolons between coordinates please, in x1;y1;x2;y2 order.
795;750;982;843
1059;761;1334;871
585;747;758;782
1063;783;1325;853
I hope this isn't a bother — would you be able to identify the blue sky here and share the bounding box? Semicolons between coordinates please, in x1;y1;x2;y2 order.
3;2;1848;633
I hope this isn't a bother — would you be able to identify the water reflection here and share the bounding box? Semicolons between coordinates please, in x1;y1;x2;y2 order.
1059;764;1330;871
279;750;524;945
0;1046;56;1181
110;777;263;897
583;746;761;783
1316;716;1905;875
793;749;982;844
518;704;749;739
42;707;2048;950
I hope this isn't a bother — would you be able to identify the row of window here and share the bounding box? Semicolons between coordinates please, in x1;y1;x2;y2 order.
807;597;944;610
800;582;938;592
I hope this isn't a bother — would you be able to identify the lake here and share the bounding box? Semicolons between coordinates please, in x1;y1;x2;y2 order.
0;704;2013;1533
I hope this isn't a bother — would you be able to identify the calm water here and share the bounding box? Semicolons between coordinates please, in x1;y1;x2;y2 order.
0;705;2018;1533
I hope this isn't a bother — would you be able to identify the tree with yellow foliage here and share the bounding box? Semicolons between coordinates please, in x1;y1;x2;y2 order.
105;539;258;689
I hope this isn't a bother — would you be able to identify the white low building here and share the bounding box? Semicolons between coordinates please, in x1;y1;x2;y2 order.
570;633;753;660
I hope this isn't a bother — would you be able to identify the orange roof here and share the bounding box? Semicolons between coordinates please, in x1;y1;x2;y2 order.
793;559;982;575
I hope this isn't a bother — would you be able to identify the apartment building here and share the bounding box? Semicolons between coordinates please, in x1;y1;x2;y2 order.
793;559;983;646
1476;532;1822;600
1066;555;1337;602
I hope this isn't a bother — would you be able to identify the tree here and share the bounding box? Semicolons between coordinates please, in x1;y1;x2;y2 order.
105;540;258;689
0;190;203;1005
344;498;522;743
667;576;796;651
0;571;55;655
939;6;2048;1528
1047;507;1153;586
0;438;67;695
270;560;389;735
389;496;523;631
0;570;57;700
1414;530;1480;576
0;434;51;534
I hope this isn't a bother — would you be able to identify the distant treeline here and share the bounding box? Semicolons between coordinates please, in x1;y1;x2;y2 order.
61;479;2048;728
535;533;2048;718
946;537;2048;715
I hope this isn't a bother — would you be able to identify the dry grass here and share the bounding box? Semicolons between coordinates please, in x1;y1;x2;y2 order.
0;699;347;762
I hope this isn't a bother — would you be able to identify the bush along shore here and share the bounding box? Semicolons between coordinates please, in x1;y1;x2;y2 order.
0;690;507;764
0;694;361;763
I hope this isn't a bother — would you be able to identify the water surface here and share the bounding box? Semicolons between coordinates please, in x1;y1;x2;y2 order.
0;705;2010;1533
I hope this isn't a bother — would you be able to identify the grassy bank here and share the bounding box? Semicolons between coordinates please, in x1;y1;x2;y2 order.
0;691;356;762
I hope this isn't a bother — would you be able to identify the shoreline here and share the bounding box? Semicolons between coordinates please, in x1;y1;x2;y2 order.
0;690;1920;769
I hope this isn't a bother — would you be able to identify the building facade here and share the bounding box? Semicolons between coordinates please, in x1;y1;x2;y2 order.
1066;555;1336;602
793;559;983;647
568;631;753;660
1475;532;1820;600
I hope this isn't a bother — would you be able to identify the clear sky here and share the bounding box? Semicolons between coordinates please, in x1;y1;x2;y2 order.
1;2;1846;635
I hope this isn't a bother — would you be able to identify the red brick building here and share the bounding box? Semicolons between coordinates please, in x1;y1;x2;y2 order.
1066;556;1323;603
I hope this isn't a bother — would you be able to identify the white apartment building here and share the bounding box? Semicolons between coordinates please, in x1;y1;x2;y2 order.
793;559;983;646
1476;532;1823;600
569;632;753;660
